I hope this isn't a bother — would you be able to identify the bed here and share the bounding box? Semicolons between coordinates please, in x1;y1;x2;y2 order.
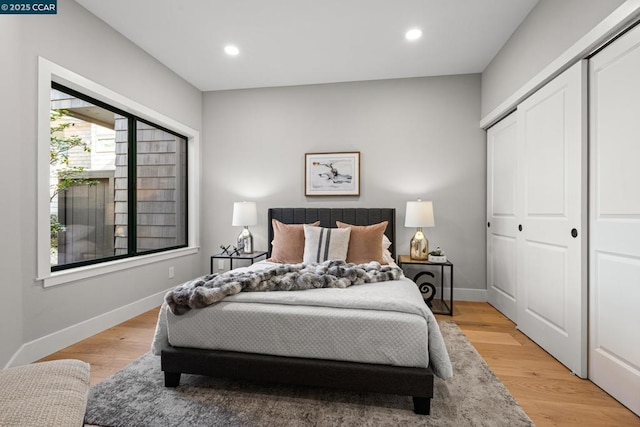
153;208;452;415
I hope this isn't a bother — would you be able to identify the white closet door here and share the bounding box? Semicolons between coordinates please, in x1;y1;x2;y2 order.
590;25;640;416
487;113;518;322
516;61;588;378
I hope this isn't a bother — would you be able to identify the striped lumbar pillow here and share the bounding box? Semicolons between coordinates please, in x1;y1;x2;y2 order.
302;225;351;264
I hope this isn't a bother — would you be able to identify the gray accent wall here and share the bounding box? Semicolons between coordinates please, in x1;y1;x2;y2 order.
0;0;202;367
202;75;487;297
481;0;625;118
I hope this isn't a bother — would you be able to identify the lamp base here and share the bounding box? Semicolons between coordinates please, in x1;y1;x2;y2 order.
410;228;429;260
237;227;253;254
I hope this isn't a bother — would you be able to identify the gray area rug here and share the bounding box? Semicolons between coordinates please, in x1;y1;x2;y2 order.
85;321;534;426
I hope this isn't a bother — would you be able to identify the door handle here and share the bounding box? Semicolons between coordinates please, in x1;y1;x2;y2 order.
571;228;578;238
518;224;523;232
487;222;490;228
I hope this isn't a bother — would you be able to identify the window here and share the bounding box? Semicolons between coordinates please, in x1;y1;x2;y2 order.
50;83;188;271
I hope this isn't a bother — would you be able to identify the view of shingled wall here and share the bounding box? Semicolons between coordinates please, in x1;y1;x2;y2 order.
114;118;186;255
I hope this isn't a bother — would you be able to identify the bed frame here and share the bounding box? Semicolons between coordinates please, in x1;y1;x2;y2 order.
162;208;435;415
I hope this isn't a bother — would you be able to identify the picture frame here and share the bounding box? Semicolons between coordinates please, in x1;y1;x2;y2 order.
305;151;360;196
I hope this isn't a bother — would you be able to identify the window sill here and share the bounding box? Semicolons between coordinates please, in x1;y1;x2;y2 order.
39;246;199;288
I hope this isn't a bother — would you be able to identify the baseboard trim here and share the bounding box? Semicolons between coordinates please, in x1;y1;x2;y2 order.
5;288;171;368
453;287;487;302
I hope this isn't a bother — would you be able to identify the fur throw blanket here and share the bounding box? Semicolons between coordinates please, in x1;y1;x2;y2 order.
165;260;403;315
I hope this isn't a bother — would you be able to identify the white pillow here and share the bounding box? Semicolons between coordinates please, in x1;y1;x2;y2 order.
382;249;395;265
303;225;351;264
382;235;392;250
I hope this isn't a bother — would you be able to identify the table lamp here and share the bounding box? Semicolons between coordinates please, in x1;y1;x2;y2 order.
405;200;435;260
232;201;257;253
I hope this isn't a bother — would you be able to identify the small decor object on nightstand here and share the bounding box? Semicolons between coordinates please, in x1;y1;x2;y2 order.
232;201;258;254
405;199;435;260
428;246;447;263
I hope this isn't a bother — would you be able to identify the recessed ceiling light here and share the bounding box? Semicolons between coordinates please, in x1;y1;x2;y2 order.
405;28;422;41
224;45;240;56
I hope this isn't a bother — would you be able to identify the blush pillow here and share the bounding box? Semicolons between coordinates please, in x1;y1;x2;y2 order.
303;225;351;264
269;219;320;263
336;220;389;264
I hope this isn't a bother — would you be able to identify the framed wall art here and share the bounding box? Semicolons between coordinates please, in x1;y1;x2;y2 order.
305;151;360;196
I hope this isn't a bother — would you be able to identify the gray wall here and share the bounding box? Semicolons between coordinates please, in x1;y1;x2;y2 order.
481;0;625;117
202;75;487;297
0;0;202;366
0;17;25;366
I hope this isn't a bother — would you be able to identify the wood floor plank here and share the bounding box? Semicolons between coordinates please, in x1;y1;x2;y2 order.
462;329;522;346
39;302;639;426
524;399;640;427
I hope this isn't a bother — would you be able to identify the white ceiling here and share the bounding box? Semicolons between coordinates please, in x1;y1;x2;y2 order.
75;0;538;92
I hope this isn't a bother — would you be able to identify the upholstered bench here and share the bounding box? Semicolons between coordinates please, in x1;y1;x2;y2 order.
0;359;90;427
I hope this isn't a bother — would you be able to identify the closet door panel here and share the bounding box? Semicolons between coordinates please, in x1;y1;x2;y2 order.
491;235;517;300
487;113;518;321
492;128;517;216
521;241;567;330
590;23;640;416
516;61;587;378
522;93;566;215
594;255;640;363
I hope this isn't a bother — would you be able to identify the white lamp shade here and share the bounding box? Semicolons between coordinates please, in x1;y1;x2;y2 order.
232;201;258;226
405;200;435;227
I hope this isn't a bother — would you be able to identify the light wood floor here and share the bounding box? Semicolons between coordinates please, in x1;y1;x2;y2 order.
40;301;640;426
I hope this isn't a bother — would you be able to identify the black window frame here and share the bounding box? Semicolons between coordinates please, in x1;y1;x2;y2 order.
51;82;189;272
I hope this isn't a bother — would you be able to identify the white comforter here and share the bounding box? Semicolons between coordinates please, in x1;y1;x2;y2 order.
152;262;453;379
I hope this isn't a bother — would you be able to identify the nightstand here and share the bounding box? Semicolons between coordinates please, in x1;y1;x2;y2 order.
210;251;268;273
397;255;453;316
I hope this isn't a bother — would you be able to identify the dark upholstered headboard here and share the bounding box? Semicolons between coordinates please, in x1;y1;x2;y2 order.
268;208;396;258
